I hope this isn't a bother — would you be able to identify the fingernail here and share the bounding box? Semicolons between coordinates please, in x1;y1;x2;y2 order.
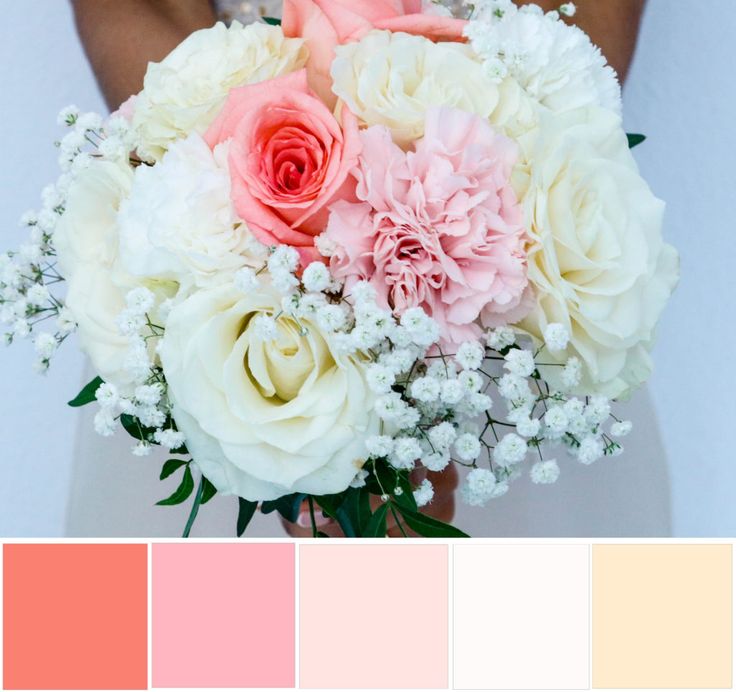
296;509;332;528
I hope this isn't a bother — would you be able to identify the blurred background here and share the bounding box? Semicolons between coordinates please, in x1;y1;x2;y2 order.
0;0;734;536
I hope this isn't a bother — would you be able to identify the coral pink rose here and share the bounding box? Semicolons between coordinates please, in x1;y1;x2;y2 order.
205;69;361;264
325;107;530;346
282;0;467;107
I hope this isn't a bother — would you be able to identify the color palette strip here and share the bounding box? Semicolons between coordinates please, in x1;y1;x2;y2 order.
2;541;733;690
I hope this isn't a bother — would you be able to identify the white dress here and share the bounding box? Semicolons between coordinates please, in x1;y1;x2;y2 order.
64;0;671;538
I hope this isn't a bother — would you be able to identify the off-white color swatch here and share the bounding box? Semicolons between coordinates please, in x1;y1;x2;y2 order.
453;544;589;689
593;544;732;689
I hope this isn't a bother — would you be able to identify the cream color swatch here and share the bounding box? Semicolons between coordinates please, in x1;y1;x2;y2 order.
593;544;732;689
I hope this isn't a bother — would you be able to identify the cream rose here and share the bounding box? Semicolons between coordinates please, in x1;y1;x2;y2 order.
133;22;307;160
160;283;379;500
512;107;679;398
118;133;251;292
54;159;140;389
331;30;500;147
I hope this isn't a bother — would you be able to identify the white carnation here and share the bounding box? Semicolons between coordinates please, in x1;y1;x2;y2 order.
465;5;621;115
118;134;250;291
331;30;500;147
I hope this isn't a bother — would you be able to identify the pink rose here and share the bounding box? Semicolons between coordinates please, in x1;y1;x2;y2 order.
204;69;361;264
326;107;530;346
282;0;467;106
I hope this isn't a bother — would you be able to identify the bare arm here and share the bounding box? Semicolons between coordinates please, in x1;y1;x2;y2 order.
524;0;646;83
72;0;216;110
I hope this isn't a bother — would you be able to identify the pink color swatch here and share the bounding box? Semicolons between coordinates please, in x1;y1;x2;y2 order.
152;543;295;688
299;544;448;689
3;544;147;690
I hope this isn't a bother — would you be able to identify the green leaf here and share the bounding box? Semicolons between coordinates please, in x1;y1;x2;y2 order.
237;498;258;537
336;487;373;536
263;16;281;25
627;133;646;149
392;473;418;513
120;414;154;442
68;376;103;407
397;506;469;538
156;466;194;506
364;503;389;537
261;493;305;523
314;494;341;520
334;504;357;537
160;458;189;481
182;475;205;538
201;476;218;505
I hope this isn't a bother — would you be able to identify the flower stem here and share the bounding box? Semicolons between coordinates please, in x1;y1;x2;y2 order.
307;496;318;538
182;475;205;538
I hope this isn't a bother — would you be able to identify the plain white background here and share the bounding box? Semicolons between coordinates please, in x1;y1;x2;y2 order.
0;1;734;536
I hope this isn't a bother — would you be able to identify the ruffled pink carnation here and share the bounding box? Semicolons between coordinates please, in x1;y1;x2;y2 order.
326;107;530;346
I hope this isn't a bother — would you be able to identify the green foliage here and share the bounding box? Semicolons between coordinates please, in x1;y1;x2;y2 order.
396;505;469;538
156;465;194;506
237;498;258;537
160;458;189;480
67;376;103;407
364;503;389;537
262;16;281;25
627;133;646;149
200;476;218;504
261;493;305;523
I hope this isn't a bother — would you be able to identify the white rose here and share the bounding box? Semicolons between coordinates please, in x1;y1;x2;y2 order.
54;160;139;388
118;133;251;292
133;22;307;160
54;159;133;280
160;283;379;501
331;30;500;147
512;107;679;398
54;159;173;391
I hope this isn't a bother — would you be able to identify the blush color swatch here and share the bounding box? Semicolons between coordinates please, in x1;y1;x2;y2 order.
299;544;448;689
151;543;295;688
3;543;148;690
453;544;590;690
593;544;732;689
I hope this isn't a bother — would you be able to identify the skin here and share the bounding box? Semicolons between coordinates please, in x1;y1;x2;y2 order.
71;0;645;535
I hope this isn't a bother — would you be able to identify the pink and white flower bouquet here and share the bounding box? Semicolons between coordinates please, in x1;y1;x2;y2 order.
1;0;678;537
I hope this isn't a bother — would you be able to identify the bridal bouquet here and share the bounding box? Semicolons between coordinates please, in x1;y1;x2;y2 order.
1;0;678;537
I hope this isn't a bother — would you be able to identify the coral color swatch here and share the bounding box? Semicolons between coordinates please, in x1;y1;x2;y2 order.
3;543;148;690
593;544;732;689
299;544;448;689
453;544;590;690
151;543;295;688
